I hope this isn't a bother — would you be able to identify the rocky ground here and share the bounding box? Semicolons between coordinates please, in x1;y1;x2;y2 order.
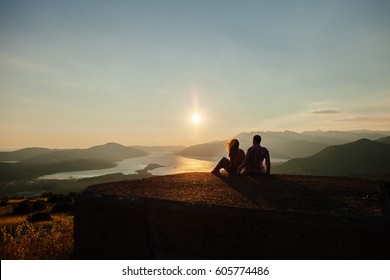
87;172;386;218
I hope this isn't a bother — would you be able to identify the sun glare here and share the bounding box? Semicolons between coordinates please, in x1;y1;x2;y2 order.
192;113;202;125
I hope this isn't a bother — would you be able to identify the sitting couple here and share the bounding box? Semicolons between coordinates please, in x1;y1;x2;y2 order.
211;135;271;176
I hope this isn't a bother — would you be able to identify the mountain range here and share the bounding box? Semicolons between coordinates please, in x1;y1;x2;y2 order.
0;143;148;164
177;130;390;159
273;137;390;180
0;143;148;181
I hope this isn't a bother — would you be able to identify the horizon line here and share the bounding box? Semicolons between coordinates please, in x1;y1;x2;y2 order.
2;129;390;151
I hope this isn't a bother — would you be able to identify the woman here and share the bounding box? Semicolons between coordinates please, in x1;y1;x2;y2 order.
211;139;245;175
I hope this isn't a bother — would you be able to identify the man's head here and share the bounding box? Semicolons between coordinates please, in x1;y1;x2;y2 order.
253;135;261;144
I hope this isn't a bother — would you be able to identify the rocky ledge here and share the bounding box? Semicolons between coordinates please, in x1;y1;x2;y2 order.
74;172;390;259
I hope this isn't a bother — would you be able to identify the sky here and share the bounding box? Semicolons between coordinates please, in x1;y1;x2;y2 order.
1;0;390;149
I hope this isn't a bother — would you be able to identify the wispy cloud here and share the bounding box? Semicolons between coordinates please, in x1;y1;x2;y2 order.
311;109;340;114
334;115;390;122
0;52;51;73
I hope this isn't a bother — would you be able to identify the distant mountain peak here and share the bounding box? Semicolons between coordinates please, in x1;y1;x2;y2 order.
352;138;372;144
90;142;124;148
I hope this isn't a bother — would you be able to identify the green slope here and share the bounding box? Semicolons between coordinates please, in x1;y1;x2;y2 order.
0;147;55;162
273;139;390;180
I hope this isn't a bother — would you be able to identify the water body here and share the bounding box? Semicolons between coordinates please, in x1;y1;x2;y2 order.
38;153;288;180
38;154;219;180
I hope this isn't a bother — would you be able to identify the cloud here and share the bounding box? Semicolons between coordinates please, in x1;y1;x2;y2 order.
334;115;390;122
311;109;340;114
0;52;52;73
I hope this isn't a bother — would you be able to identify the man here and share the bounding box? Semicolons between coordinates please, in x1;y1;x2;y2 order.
237;135;271;175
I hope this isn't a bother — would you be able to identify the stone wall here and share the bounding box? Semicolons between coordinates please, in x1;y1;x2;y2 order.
74;190;390;259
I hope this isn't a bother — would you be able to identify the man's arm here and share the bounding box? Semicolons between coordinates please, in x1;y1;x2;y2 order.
265;148;271;175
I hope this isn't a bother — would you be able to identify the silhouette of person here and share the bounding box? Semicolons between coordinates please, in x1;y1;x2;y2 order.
237;135;271;175
211;139;245;175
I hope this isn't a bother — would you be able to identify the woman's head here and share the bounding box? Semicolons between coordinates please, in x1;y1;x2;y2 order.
226;139;239;156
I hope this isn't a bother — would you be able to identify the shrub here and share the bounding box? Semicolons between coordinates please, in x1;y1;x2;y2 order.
13;201;32;215
67;192;78;199
47;194;65;204
27;212;52;223
51;201;74;214
0;197;8;206
31;200;47;211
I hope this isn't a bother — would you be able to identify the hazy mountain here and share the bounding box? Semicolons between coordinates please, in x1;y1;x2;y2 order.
176;140;288;159
235;130;390;158
0;147;56;162
377;136;390;145
175;130;390;160
21;143;148;164
235;131;328;159
133;145;186;154
0;143;149;181
301;130;390;144
273;138;390;180
176;142;226;158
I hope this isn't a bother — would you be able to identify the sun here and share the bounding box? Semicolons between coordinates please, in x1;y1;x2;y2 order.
191;113;202;125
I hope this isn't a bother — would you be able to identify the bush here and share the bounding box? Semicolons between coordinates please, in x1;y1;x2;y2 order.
47;194;66;204
0;197;9;206
13;201;32;215
27;212;52;223
51;201;74;214
31;200;47;211
67;192;78;199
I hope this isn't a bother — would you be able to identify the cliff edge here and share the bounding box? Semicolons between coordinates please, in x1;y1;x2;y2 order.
74;172;390;259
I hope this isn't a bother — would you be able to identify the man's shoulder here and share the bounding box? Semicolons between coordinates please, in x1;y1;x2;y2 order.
261;146;270;155
246;146;257;152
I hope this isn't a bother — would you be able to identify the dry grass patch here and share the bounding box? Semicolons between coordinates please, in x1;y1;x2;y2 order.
0;215;73;259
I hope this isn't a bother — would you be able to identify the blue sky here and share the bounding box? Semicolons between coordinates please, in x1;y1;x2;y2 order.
1;0;390;148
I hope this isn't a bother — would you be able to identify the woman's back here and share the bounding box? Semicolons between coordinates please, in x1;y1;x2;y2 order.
229;149;245;173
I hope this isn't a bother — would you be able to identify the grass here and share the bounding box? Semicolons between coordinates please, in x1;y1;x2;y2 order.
0;216;74;260
0;198;74;260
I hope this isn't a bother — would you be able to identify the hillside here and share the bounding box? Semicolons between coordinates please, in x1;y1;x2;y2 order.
301;130;390;144
21;142;148;164
273;138;390;180
235;132;326;159
0;143;149;182
176;142;227;158
0;147;56;162
133;145;185;154
0;159;115;182
235;130;389;159
377;136;390;144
